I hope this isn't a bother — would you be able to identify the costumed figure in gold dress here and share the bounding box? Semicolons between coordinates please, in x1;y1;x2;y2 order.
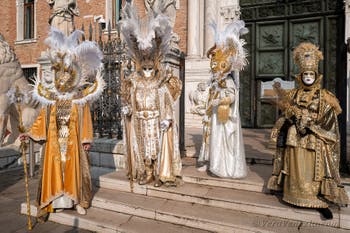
120;2;182;187
267;42;349;219
26;27;104;217
197;20;248;178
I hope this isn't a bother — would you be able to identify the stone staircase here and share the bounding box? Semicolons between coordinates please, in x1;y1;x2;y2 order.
21;158;350;233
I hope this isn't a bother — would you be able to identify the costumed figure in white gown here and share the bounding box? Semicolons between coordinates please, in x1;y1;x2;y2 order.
198;20;248;178
120;2;182;187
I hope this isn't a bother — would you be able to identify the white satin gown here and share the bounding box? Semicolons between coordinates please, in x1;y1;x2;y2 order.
198;77;247;178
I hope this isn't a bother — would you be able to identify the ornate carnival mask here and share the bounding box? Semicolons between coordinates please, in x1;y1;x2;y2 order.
207;44;236;75
141;60;155;78
301;70;316;86
51;53;79;93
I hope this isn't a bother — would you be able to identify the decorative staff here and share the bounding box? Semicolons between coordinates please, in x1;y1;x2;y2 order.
14;86;32;230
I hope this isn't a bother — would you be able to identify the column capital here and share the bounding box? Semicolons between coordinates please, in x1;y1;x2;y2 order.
220;5;241;23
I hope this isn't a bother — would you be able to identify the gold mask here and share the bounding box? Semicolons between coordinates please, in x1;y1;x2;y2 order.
51;53;78;93
207;44;236;74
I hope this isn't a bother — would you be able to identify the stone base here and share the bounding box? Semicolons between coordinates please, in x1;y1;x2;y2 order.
184;58;210;129
89;138;126;171
0;144;41;171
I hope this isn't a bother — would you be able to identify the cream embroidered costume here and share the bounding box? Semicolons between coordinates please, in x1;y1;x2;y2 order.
120;2;182;187
28;27;104;215
267;42;349;218
198;20;248;178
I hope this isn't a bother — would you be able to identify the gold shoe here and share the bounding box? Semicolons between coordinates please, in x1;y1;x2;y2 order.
164;181;177;187
139;174;153;185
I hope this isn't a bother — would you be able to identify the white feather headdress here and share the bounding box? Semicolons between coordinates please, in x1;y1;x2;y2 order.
209;20;248;71
45;27;103;82
120;2;173;69
32;27;105;105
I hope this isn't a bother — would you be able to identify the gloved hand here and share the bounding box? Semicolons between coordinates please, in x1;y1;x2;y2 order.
160;119;171;131
19;133;29;142
202;115;210;124
285;105;302;120
121;106;130;116
211;99;220;107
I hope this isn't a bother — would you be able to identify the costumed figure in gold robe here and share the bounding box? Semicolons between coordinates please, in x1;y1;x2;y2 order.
24;27;104;217
267;42;349;219
197;20;248;178
120;2;182;187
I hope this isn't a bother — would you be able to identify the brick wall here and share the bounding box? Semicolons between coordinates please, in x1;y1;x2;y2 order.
0;0;16;44
174;0;187;54
0;0;187;67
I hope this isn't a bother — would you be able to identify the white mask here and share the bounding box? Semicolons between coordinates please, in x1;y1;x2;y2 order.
302;71;316;86
143;68;154;78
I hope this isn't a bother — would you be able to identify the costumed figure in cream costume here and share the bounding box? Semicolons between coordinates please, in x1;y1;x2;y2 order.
23;27;104;218
197;20;248;178
267;42;349;219
120;2;182;187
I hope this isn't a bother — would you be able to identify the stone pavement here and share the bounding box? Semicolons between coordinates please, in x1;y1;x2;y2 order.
185;127;274;164
0;169;92;233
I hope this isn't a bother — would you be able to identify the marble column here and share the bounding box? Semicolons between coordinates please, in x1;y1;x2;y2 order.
105;0;112;28
16;0;24;41
187;0;201;58
204;0;217;54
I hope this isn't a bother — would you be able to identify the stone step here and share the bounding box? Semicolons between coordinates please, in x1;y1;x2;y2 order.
91;163;268;194
181;164;269;193
96;170;350;230
21;204;211;233
92;187;305;233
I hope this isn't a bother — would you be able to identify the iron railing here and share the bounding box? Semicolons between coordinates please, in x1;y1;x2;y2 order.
82;22;128;139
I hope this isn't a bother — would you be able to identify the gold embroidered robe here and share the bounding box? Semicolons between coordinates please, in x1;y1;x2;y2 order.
29;103;93;211
123;72;182;183
268;88;349;207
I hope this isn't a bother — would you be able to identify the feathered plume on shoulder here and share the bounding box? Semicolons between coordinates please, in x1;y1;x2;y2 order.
209;20;248;71
120;2;173;66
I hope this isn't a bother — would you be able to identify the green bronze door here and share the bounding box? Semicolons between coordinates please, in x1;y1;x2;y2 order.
240;0;344;128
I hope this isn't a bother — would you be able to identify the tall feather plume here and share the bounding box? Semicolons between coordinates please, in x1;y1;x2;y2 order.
120;2;173;67
44;27;103;87
209;20;249;71
76;40;103;76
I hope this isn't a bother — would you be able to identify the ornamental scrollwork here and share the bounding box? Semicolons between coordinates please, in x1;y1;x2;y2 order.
220;5;241;23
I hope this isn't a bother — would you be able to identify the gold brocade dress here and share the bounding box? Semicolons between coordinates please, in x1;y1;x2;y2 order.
268;88;349;208
29;103;93;212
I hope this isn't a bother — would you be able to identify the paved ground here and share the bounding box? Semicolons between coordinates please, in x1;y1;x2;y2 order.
185;127;275;163
0;128;348;232
0;169;92;233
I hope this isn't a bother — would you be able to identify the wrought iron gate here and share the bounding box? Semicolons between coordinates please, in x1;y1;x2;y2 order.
82;23;128;139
